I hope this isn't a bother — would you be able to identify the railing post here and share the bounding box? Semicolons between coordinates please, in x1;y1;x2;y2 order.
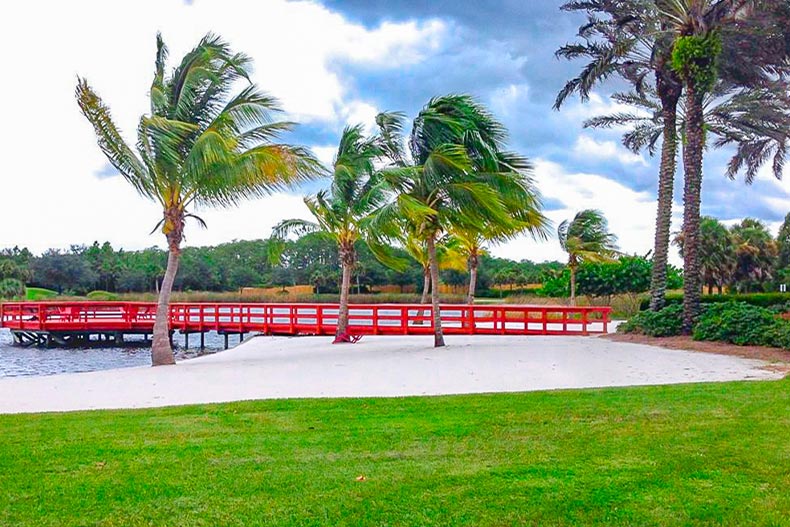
582;309;589;336
372;305;379;335
602;308;609;334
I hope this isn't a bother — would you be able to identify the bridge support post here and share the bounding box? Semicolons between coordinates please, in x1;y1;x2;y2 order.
200;332;205;350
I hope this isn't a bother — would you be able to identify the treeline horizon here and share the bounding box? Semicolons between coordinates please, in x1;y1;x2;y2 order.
0;235;565;296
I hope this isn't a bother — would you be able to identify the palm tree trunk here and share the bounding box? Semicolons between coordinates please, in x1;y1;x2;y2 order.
151;247;179;366
681;83;705;334
466;252;478;305
426;235;445;347
334;243;354;342
569;264;577;307
649;85;681;311
420;269;430;304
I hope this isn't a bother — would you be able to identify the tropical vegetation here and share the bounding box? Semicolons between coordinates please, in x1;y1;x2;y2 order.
371;96;547;346
76;33;321;364
557;209;618;305
556;0;790;333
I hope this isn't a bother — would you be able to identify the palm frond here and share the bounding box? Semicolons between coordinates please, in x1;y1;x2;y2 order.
75;78;156;201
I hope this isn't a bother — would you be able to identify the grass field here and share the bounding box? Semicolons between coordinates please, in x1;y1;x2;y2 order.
1;380;788;526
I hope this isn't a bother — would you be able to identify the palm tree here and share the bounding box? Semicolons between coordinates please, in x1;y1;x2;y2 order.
660;0;789;331
557;210;619;305
675;216;735;294
450;212;549;305
272;125;389;342
374;96;541;347
77;33;320;365
729;218;778;292
556;0;790;317
556;0;683;312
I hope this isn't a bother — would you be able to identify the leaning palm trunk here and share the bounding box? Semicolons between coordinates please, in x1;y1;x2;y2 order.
649;84;682;311
426;235;445;347
416;268;430;325
569;264;577;307
151;245;179;366
681;84;705;333
466;252;478;305
420;269;430;304
334;245;354;342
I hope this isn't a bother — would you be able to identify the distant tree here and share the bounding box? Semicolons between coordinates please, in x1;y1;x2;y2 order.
676;216;735;295
76;33;320;365
0;278;25;299
776;213;790;271
729;218;777;293
557;210;619;305
31;250;98;295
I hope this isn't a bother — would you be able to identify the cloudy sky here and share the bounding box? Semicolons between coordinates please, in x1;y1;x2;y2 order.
2;0;788;264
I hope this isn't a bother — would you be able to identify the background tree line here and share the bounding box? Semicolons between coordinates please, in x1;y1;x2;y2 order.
0;237;565;298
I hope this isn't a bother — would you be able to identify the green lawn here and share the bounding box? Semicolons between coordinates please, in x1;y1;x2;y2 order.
1;380;788;526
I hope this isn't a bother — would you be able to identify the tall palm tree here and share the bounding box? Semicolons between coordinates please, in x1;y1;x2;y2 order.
556;0;790;316
558;210;619;305
77;33;320;365
374;96;534;347
272;125;389;342
556;0;683;312
660;0;789;331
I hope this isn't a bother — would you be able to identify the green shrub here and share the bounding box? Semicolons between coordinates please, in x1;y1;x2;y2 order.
619;304;684;337
640;293;790;311
692;302;782;347
0;278;26;299
86;290;119;301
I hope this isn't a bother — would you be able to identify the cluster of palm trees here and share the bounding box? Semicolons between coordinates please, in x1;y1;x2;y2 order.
677;216;779;294
77;2;790;365
78;34;549;361
274;98;550;347
556;0;790;332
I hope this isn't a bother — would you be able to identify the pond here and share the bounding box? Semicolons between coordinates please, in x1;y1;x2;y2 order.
0;329;231;378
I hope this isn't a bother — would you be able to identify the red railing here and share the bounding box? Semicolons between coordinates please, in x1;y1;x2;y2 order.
0;302;611;336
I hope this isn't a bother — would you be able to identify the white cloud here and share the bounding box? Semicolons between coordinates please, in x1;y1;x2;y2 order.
573;135;647;166
0;0;446;253
561;92;646;125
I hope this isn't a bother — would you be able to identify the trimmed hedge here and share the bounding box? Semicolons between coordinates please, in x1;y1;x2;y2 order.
640;293;790;311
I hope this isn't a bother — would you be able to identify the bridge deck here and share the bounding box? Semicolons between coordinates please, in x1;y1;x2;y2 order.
0;302;612;337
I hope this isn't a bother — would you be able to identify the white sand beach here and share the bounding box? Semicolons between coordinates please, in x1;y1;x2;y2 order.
0;334;782;414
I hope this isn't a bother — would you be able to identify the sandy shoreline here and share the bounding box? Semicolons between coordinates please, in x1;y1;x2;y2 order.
0;333;782;414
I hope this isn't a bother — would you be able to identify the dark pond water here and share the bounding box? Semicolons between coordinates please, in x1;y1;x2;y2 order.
0;329;237;378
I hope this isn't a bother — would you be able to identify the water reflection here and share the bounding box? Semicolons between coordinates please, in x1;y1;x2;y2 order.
0;329;238;378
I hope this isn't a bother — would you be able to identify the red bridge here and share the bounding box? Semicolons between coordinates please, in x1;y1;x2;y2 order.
0;302;612;347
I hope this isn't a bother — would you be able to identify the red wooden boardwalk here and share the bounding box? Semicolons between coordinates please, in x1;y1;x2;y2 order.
0;302;611;337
